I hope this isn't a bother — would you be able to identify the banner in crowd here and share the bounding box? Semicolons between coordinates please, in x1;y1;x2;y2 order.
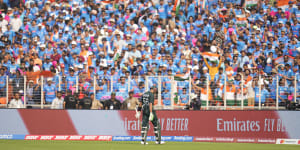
245;0;258;8
0;109;300;144
277;0;290;9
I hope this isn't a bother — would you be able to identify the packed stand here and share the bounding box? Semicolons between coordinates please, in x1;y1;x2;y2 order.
0;0;299;110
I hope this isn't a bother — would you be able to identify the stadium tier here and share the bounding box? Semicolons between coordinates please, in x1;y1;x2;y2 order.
0;0;299;110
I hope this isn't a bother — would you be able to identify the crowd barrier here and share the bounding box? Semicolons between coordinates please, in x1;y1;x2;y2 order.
0;74;299;110
0;109;300;144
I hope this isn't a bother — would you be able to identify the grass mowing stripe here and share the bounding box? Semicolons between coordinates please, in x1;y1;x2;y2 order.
0;140;299;150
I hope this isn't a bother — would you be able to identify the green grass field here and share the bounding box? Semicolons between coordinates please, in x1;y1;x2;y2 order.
0;140;299;150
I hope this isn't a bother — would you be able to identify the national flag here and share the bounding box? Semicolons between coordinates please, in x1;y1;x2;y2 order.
236;14;248;27
197;0;208;13
174;72;190;81
277;0;289;9
202;52;220;61
274;56;294;65
173;0;180;15
113;49;121;61
245;0;258;8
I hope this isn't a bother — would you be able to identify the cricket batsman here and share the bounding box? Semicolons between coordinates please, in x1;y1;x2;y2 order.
135;86;164;145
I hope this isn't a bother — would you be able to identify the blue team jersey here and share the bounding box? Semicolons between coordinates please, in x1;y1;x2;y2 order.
156;4;167;19
43;63;52;71
180;94;189;104
279;86;288;101
162;77;172;91
117;83;128;93
0;75;6;89
66;76;77;90
44;84;56;102
177;81;189;95
134;87;145;94
162;93;171;106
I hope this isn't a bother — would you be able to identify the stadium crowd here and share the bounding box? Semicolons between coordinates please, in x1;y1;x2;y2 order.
0;0;300;109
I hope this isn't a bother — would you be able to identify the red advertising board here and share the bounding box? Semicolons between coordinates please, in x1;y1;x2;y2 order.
119;111;288;139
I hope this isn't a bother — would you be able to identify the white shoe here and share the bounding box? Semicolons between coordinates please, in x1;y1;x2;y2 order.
141;141;148;145
155;141;165;144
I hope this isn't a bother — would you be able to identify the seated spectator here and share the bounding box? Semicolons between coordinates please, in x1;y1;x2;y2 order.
51;91;64;109
9;92;24;108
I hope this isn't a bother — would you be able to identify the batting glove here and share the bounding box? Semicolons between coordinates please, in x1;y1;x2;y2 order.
149;112;154;121
135;112;141;119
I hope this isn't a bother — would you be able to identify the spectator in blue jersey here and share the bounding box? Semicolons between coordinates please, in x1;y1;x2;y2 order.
43;78;57;104
66;68;76;91
0;0;298;110
179;88;189;106
162;88;171;106
134;82;145;96
0;68;6;97
278;78;289;107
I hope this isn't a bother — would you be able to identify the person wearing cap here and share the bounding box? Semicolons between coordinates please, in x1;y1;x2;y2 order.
42;57;52;71
136;86;163;145
71;41;80;55
79;92;93;109
64;90;78;109
121;91;139;110
104;92;122;110
66;68;76;91
44;78;57;104
51;91;64;109
286;1;296;14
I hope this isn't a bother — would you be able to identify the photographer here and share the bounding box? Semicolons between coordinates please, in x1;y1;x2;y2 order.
191;78;204;110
